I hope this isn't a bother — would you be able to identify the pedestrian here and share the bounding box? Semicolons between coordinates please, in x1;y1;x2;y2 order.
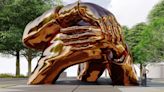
141;65;149;86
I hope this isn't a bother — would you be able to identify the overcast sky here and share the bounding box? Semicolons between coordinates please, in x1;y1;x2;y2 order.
0;0;160;76
63;0;159;27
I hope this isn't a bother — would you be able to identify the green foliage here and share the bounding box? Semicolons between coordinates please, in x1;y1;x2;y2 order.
123;23;149;64
123;23;147;49
14;74;27;78
0;0;52;31
0;73;27;78
124;21;163;64
147;0;164;62
0;0;56;76
148;0;164;22
123;0;164;64
149;18;164;60
133;25;154;63
0;27;23;55
0;0;52;54
0;73;14;78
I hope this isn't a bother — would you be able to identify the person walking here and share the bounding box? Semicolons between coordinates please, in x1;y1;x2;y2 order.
141;65;149;86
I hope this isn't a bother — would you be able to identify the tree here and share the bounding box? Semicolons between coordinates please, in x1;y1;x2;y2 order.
123;0;164;78
0;0;54;76
148;0;164;22
148;0;164;61
21;48;41;76
0;27;24;76
123;23;147;50
147;19;164;61
122;23;149;76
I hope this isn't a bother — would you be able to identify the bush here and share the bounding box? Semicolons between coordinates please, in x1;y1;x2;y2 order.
15;74;27;78
0;73;14;78
0;73;27;78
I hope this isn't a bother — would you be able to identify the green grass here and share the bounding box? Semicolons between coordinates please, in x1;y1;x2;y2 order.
0;73;27;78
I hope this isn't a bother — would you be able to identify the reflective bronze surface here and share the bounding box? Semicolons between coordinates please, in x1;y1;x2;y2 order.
22;2;138;85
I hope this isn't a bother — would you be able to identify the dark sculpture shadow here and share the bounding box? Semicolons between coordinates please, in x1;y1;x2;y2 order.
55;77;112;85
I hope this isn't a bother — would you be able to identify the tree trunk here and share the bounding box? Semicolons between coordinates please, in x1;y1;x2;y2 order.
16;50;20;76
27;49;33;76
140;63;143;79
28;56;32;76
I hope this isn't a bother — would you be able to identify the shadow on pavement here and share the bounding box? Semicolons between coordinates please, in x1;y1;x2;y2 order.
55;77;112;85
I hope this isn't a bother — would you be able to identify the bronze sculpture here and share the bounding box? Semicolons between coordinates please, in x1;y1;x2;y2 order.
22;2;138;85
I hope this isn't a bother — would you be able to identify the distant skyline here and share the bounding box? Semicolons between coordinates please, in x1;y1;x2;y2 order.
0;0;160;76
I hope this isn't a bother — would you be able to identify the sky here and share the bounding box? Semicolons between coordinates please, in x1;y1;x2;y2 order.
0;0;159;76
63;0;159;27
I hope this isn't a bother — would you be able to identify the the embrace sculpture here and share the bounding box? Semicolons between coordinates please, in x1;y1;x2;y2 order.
22;2;138;85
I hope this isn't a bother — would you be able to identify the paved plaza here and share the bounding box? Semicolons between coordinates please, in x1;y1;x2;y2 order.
0;78;164;92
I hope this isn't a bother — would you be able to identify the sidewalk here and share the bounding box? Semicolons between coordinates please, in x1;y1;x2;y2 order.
0;78;164;92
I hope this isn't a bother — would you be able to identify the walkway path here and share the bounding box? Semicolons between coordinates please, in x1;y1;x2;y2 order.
0;78;164;92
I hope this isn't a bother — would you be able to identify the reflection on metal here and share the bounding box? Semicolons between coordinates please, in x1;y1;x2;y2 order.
22;2;138;85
